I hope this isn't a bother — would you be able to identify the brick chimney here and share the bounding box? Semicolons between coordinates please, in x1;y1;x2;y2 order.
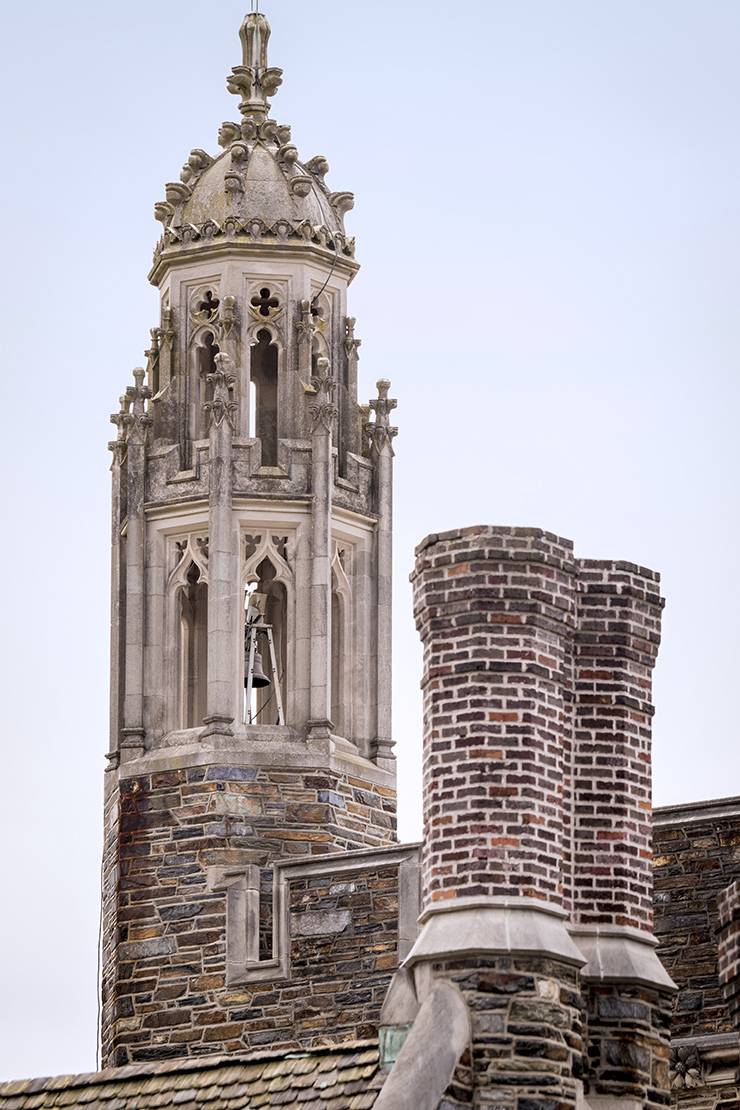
400;525;674;1110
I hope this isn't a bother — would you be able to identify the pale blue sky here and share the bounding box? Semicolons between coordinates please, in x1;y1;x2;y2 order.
1;0;739;1082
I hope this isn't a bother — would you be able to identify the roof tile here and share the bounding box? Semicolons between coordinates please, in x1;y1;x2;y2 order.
0;1042;382;1110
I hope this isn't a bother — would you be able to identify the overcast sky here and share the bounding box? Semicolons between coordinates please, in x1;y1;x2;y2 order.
1;0;739;1083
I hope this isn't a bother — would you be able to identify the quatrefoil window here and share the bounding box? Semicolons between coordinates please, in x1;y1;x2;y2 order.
251;287;280;318
197;290;220;319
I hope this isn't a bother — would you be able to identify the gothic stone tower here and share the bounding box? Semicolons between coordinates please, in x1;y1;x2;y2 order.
101;11;398;1066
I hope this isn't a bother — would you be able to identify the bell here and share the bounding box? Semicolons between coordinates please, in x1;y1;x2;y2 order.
245;645;271;689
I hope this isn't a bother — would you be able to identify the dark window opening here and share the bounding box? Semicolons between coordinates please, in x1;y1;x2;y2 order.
197;290;220;319
251;287;280;317
252;329;278;466
179;564;208;729
331;586;344;736
245;558;287;726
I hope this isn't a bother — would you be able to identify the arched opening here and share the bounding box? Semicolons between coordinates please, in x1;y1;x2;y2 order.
251;329;278;466
178;563;208;728
196;330;219;437
331;586;344;735
244;558;287;725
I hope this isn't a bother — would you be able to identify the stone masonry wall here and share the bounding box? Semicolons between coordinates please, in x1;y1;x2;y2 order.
583;984;672;1105
653;798;740;1037
438;955;584;1109
101;759;397;1066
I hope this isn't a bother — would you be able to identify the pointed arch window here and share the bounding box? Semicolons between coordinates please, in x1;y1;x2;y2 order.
169;536;210;731
330;546;352;740
243;533;293;726
251;329;278;466
196;331;220;437
178;563;208;728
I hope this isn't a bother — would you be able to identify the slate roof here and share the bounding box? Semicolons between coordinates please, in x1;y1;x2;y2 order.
0;1041;383;1110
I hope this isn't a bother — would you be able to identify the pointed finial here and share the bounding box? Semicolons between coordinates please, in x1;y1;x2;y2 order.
368;380;398;454
226;12;283;124
123;367;153;444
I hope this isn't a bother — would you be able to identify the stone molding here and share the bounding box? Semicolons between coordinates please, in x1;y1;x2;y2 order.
110;735;397;790
653;795;740;826
406;896;586;967
217;843;421;985
570;923;677;992
149;228;359;287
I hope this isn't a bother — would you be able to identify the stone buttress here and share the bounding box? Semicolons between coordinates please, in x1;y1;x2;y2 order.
101;11;401;1067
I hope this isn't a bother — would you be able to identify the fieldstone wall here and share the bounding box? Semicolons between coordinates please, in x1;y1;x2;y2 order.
101;754;399;1066
438;955;584;1110
653;798;740;1037
652;798;740;1107
582;984;672;1104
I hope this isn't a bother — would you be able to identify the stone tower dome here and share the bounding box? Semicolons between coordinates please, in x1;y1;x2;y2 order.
101;9;398;1067
150;12;355;284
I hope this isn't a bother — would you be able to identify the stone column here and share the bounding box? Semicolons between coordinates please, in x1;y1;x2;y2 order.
120;369;151;762
572;560;674;1108
369;380;397;769
202;353;237;741
408;526;584;1110
151;310;180;445
343;317;361;458
307;356;336;738
106;397;128;766
296;298;315;438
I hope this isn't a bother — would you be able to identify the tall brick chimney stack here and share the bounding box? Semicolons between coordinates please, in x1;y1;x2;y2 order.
401;525;675;1110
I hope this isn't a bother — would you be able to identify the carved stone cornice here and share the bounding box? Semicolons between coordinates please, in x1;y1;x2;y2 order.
149;230;358;286
669;1034;740;1106
157;306;175;350
308;402;338;435
671;1045;705;1091
310;356;336;402
370;424;398;453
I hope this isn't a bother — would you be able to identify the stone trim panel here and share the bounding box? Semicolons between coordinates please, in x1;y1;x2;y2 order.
220;843;421;984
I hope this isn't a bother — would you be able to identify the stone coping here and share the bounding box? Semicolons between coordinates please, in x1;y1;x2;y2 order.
654;794;740;826
414;524;575;557
407;896;585;967
571;924;676;992
111;734;396;789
